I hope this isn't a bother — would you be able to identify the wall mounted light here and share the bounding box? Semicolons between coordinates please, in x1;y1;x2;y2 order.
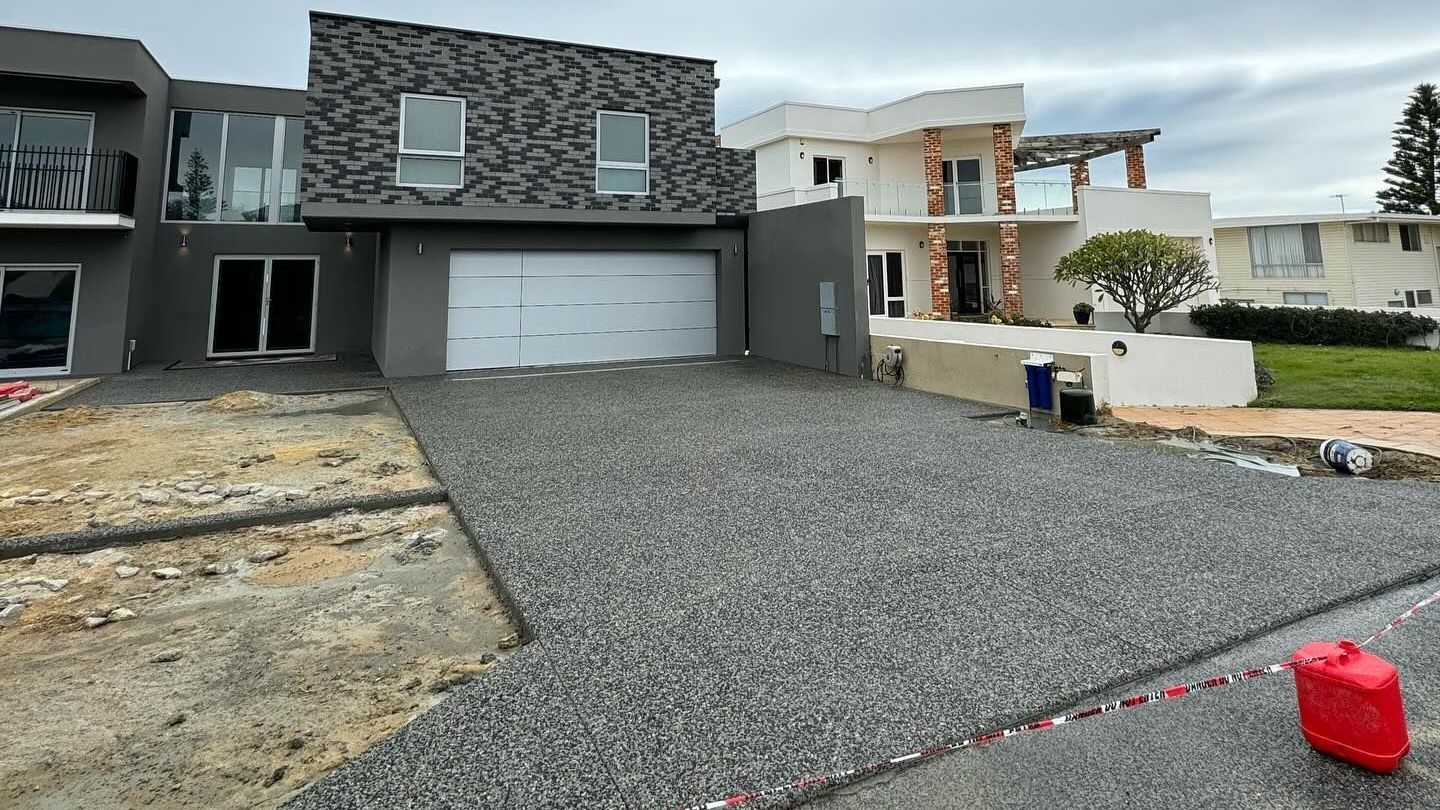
868;156;874;164
417;241;424;255
1111;340;1128;357
179;233;188;248
799;152;805;159
345;232;353;250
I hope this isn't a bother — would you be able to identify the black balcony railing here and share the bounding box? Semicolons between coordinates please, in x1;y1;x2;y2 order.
0;147;139;216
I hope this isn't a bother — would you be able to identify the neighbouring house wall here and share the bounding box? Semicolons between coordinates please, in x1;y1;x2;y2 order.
872;335;1107;413
374;224;745;377
747;197;868;376
871;316;1256;406
1016;222;1087;321
1348;222;1440;307
1078;186;1219;316
1;232;133;375
1214;224;1356;307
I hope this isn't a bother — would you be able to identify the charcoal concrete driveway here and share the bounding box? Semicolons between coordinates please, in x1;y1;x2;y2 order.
270;358;1440;809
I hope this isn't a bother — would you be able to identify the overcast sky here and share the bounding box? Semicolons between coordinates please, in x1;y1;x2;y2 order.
7;0;1438;216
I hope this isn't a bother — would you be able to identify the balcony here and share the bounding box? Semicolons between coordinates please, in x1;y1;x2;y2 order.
0;147;138;228
832;178;1074;219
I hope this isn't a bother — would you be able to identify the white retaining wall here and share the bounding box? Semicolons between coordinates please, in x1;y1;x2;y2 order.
871;317;1257;407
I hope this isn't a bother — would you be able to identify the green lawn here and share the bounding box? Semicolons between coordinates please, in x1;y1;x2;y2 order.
1252;344;1440;411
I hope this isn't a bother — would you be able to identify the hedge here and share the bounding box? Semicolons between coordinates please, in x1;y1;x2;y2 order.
1189;302;1437;347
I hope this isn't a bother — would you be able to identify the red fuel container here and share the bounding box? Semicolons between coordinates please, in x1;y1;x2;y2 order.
1292;639;1410;773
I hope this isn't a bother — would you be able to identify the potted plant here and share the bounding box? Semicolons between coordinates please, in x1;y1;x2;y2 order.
1072;301;1095;325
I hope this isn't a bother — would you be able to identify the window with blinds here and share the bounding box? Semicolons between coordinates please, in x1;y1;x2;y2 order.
1248;224;1324;277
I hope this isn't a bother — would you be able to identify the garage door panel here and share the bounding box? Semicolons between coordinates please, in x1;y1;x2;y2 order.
450;276;522;308
448;306;522;340
520;301;715;336
446;336;520;370
520;328;716;366
522;275;715;306
521;250;713;277
451;251;522;278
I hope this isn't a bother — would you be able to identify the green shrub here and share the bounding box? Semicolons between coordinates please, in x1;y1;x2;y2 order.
1189;302;1437;348
1254;359;1275;392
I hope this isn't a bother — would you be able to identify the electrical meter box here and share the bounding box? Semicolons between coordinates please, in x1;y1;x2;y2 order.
819;281;838;336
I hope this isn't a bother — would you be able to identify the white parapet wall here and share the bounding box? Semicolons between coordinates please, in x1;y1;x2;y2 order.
871;317;1257;407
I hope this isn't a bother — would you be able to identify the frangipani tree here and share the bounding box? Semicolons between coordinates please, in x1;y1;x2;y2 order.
1054;229;1217;334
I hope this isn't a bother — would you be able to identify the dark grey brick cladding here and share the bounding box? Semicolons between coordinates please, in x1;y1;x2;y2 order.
302;13;754;215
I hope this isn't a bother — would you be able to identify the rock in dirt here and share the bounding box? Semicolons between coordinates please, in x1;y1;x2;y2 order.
203;562;235;576
115;566;141;579
150;649;184;664
247;546;288;564
498;633;520;650
181;493;225;507
175;481;200;492
79;548;134;568
286;737;305;750
166;712;187;727
108;607;137;622
0;603;24;626
263;766;287;787
6;577;70;592
137;489;171;505
151;568;183;580
27;488;51;498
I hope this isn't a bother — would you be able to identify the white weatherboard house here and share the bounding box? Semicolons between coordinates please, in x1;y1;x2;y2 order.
719;85;1220;329
1213;213;1440;309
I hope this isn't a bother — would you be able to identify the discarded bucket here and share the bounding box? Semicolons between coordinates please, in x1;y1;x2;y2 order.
1292;640;1410;773
1319;438;1374;475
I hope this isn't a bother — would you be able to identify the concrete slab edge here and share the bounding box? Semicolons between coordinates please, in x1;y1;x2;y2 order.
1;377;101;421
0;486;448;560
388;391;537;646
784;556;1440;809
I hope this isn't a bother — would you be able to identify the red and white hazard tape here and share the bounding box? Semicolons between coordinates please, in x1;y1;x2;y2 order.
681;584;1440;810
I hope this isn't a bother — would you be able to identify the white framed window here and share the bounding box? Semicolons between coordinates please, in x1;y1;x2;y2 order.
812;156;844;186
596;111;649;195
1403;289;1433;308
1283;291;1329;306
1351;223;1389;243
397;93;465;188
865;251;905;317
1248;224;1324;277
1400;223;1422;252
163;111;302;223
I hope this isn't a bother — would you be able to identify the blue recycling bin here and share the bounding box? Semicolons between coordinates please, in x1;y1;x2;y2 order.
1021;358;1055;411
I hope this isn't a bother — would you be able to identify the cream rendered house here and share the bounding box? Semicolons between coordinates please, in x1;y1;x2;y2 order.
1213;214;1440;309
719;85;1219;329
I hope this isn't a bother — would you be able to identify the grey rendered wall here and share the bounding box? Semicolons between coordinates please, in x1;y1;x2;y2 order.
747;197;869;376
141;81;374;364
144;225;376;362
0;233;134;375
374;224;745;377
302;12;748;216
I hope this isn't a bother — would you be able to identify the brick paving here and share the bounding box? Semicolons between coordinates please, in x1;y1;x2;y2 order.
1113;406;1440;459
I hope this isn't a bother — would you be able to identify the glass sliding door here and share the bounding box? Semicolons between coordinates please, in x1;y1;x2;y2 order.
209;257;317;357
2;109;93;211
947;240;989;316
0;265;79;374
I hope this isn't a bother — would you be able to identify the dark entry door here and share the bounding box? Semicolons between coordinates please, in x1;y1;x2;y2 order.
949;252;984;316
210;257;316;356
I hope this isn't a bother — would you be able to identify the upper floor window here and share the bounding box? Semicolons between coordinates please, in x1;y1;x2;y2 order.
1;108;95;211
1283;291;1329;306
397;94;464;188
596;111;648;195
1352;222;1389;243
812;156;843;186
1248;223;1323;278
1400;223;1422;252
165;111;302;223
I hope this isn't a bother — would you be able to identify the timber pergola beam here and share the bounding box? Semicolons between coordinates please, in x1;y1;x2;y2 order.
1014;128;1161;172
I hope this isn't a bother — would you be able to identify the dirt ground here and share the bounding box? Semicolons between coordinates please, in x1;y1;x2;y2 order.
0;503;516;809
0;390;437;540
1076;418;1440;483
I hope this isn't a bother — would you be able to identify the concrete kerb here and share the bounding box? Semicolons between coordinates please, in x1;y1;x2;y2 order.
788;555;1440;808
0;486;449;560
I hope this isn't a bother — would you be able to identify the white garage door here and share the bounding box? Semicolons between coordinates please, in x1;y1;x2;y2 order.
446;250;717;370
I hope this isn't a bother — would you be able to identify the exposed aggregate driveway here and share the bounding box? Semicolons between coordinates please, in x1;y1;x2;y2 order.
267;358;1440;809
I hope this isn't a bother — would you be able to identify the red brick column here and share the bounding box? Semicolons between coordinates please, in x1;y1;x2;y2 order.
999;222;1022;316
923;128;949;316
992;123;1016;215
1069;160;1090;212
1125;145;1147;189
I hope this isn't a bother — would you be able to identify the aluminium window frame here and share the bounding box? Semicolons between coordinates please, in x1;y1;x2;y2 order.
396;93;467;190
160;110;303;225
1399;223;1422;252
1;107;97;213
1282;291;1329;307
866;250;906;318
0;262;82;378
595;110;650;196
206;254;321;358
1351;222;1389;243
811;155;845;187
